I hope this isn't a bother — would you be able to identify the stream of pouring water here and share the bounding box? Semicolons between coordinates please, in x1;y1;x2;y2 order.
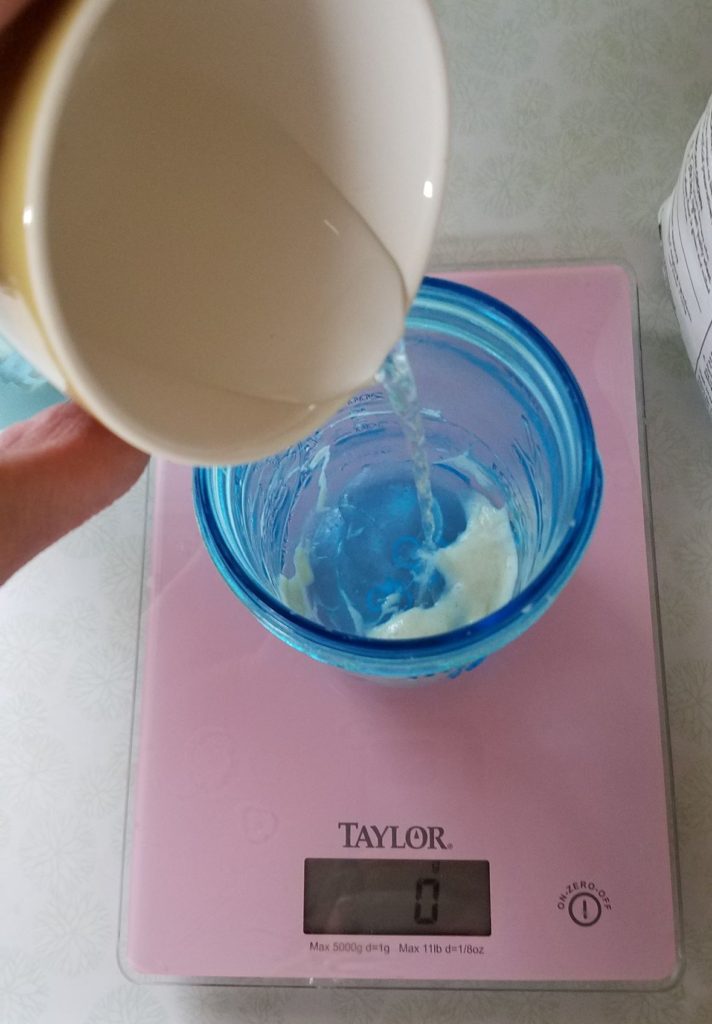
376;339;436;553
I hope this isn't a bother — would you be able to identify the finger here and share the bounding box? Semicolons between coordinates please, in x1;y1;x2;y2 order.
0;0;33;31
0;402;149;583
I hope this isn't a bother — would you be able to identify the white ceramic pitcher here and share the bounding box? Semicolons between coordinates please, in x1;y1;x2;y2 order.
0;0;448;463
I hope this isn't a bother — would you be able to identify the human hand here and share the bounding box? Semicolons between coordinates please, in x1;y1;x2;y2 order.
0;0;149;584
0;403;149;585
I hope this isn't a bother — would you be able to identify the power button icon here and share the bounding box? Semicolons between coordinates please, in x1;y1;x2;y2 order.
568;892;602;927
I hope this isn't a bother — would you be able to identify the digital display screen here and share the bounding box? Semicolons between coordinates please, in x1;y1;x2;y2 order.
304;859;491;936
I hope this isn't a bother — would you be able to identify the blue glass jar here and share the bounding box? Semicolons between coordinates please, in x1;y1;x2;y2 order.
194;277;603;681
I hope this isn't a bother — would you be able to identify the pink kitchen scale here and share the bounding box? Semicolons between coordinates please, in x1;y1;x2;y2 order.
120;264;681;989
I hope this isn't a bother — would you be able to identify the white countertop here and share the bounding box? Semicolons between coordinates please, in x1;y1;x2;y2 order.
2;1;712;1021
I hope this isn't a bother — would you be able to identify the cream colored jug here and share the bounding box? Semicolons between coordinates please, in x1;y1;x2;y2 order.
0;0;448;463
